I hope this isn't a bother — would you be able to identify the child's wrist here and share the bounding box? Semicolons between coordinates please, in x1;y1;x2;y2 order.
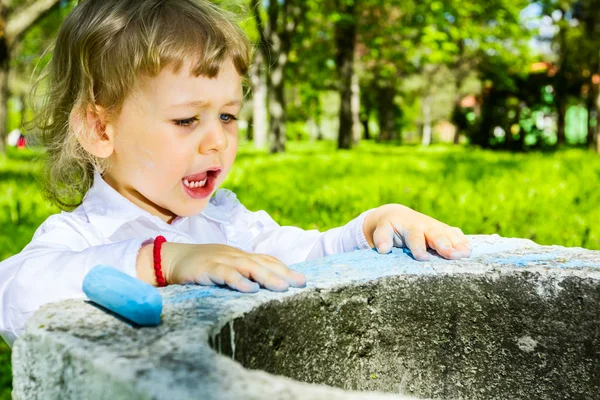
136;241;176;286
136;243;156;285
160;242;179;285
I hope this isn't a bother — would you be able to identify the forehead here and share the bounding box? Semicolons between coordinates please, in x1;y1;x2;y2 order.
132;59;243;108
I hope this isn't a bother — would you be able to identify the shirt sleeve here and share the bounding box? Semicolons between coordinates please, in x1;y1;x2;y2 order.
0;216;146;347
227;201;373;266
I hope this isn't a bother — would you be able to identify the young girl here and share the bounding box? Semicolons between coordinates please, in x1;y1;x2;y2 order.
0;0;471;347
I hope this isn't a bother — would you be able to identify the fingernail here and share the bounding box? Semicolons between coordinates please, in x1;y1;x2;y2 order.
292;272;307;287
450;251;463;260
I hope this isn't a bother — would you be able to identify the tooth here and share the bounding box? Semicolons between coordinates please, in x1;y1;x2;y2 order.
199;178;207;187
192;181;198;188
184;179;190;187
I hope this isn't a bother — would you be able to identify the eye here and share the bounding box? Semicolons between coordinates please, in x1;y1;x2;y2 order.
220;113;238;124
173;117;198;127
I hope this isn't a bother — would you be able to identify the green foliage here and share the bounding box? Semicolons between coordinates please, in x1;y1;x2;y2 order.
1;142;599;392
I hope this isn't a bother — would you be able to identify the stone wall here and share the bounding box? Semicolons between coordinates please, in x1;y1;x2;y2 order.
11;235;600;399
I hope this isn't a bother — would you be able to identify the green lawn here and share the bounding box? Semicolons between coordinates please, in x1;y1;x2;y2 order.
1;141;599;395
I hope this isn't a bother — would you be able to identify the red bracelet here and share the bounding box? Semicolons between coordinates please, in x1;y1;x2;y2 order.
153;235;168;287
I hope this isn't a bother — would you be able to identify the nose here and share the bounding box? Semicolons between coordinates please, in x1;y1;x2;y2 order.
198;117;227;154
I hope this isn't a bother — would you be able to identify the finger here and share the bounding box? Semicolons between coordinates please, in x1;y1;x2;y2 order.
208;266;260;293
448;227;471;257
244;262;290;292
404;229;430;261
372;220;394;254
426;230;464;260
256;254;307;288
425;230;457;259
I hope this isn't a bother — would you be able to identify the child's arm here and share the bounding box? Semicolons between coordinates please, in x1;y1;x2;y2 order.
228;201;469;265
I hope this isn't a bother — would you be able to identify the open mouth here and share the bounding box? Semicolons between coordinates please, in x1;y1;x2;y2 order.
182;169;222;199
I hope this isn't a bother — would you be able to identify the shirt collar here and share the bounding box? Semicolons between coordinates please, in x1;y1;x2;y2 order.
81;171;232;238
82;171;171;238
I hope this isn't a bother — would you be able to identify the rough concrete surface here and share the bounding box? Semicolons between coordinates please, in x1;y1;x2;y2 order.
11;235;600;400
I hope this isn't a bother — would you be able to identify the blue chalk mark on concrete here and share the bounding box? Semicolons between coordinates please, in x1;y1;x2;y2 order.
83;265;162;326
491;253;560;267
163;247;438;306
160;237;600;308
490;252;600;269
559;260;600;269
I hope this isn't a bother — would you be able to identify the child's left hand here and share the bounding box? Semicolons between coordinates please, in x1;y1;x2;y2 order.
362;204;471;261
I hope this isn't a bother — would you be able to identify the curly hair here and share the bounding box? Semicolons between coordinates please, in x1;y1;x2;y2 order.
31;0;251;209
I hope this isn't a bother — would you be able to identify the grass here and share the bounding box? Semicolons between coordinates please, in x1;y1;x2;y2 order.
0;141;599;395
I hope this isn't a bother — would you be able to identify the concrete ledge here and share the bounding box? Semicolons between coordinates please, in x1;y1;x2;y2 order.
11;235;600;399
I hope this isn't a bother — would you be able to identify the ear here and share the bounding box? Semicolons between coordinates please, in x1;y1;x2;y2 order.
70;104;116;159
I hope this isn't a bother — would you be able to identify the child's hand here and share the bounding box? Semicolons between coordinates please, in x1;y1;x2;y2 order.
362;204;471;261
139;243;306;292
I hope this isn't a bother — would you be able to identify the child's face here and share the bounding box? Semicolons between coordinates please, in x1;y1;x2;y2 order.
103;59;243;222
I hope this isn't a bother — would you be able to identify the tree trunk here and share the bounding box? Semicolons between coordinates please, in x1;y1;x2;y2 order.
337;60;353;149
514;104;525;151
586;82;596;149
376;86;396;141
335;2;357;150
554;17;568;148
421;95;432;146
252;0;291;154
268;59;286;153
477;89;496;148
0;37;9;155
246;115;253;141
351;66;361;145
362;117;370;140
557;100;567;146
250;49;267;149
452;96;463;145
453;110;461;144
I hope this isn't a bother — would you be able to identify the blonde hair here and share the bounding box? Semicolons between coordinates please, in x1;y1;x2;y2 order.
33;0;251;209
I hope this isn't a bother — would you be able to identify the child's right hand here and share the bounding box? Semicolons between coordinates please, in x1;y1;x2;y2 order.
138;242;306;292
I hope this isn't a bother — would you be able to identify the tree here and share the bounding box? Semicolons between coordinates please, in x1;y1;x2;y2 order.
252;0;306;153
357;1;419;142
410;0;531;145
0;0;63;154
333;0;359;149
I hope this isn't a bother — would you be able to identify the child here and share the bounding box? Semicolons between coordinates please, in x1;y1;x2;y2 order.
0;0;471;347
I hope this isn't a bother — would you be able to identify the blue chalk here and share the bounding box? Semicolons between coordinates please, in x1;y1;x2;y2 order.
82;265;162;326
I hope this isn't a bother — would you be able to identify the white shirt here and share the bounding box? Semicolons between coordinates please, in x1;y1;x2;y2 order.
0;172;371;346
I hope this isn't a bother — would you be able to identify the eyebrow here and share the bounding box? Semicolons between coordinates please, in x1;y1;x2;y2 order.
169;99;244;109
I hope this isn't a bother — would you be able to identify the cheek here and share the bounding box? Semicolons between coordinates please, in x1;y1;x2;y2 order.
225;137;238;165
159;139;196;177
